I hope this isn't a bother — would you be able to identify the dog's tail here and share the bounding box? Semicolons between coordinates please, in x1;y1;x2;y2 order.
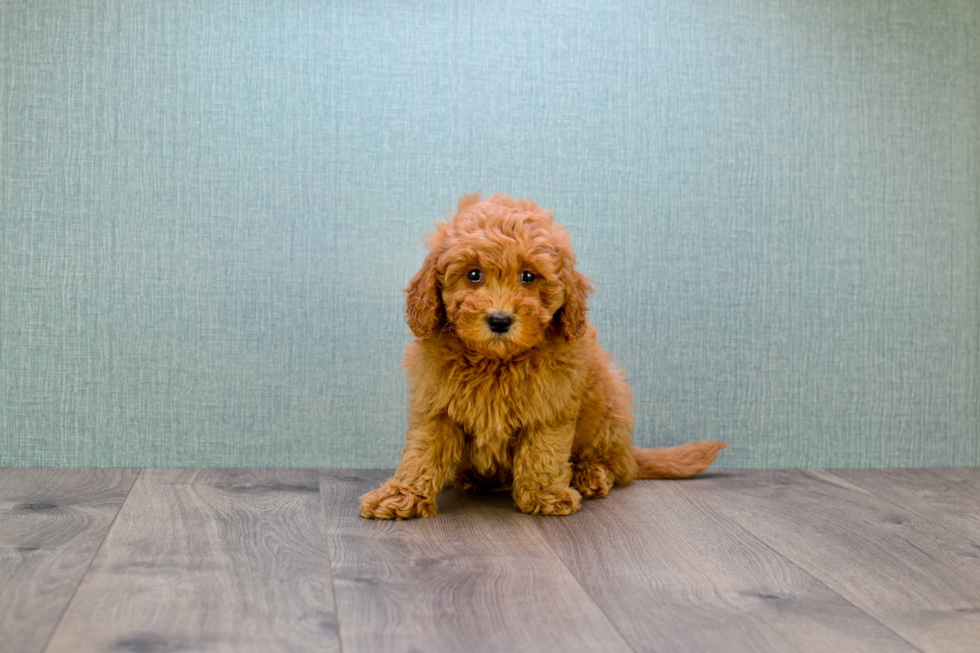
632;441;727;479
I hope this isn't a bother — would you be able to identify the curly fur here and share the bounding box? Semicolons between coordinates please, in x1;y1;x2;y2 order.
361;194;726;519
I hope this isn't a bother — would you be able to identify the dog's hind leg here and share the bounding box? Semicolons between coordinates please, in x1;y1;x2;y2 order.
571;415;637;499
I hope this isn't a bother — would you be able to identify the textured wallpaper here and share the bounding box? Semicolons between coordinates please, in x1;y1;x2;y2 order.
1;0;977;469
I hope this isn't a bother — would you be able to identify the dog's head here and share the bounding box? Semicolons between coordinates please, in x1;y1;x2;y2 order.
405;193;591;358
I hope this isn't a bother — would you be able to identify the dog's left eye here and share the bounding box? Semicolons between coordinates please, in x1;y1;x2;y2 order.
521;271;536;284
466;270;483;282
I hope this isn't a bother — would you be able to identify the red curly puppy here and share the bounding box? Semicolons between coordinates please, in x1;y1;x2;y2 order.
360;194;725;519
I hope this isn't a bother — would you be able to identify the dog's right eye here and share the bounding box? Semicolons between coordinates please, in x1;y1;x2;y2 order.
466;270;482;282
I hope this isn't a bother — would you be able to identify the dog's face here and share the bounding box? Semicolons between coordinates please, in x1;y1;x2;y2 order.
405;194;592;358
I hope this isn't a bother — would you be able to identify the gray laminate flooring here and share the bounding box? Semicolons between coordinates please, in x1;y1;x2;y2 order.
2;467;978;653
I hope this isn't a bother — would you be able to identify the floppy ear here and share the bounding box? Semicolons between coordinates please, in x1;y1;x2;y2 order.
558;268;592;340
405;250;444;337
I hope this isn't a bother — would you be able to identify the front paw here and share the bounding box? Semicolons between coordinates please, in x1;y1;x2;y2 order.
359;481;436;520
514;485;582;516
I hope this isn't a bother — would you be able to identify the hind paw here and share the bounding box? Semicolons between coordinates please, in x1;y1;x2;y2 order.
572;462;614;499
514;485;582;516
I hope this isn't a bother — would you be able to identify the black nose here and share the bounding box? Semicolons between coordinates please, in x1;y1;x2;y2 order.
488;313;512;333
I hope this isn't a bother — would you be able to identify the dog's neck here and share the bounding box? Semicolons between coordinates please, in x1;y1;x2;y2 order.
434;330;580;372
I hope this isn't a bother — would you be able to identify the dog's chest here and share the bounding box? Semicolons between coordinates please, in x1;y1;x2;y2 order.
444;369;527;475
447;366;533;438
442;356;576;439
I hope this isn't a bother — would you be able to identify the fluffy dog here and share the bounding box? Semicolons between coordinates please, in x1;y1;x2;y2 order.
360;194;725;519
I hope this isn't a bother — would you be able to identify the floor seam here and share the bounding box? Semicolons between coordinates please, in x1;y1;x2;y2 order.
318;470;346;653
687;472;928;653
39;467;143;653
526;510;640;653
811;469;972;553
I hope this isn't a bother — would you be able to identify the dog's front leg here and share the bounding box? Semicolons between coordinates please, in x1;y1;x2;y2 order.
359;414;463;519
512;420;581;516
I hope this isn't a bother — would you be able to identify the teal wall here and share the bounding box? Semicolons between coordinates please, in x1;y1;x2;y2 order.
1;0;978;469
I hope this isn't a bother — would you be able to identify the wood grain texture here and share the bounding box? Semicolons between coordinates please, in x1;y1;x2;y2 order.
320;470;632;653
5;467;978;652
830;468;980;546
0;467;138;653
931;467;980;497
43;469;340;653
533;476;918;653
691;469;980;653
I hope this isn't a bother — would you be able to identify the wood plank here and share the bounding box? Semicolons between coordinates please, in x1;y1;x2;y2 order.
533;477;918;653
830;468;980;547
44;469;340;653
320;470;633;653
0;467;138;653
930;467;980;497
689;469;980;653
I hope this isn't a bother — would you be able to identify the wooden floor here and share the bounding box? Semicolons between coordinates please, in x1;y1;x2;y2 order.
2;468;979;653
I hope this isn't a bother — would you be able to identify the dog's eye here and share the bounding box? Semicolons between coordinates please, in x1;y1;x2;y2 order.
466;270;482;283
521;271;536;284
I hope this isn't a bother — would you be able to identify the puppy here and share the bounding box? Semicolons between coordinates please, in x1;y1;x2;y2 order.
360;194;725;519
